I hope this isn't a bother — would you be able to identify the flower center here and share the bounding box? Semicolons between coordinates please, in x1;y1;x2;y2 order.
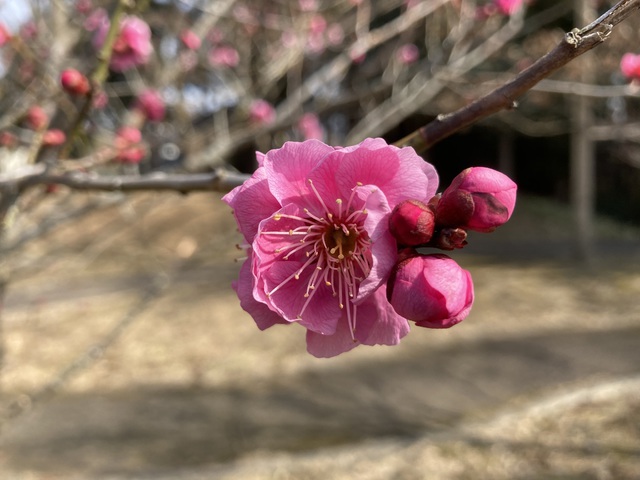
324;226;358;260
258;179;374;341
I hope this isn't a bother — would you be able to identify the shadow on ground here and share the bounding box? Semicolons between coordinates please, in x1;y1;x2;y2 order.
3;326;640;477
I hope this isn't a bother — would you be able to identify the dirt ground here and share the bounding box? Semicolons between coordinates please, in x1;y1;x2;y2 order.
0;191;639;479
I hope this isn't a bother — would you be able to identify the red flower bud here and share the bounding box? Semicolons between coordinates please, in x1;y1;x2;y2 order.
25;106;48;130
42;129;66;146
388;252;474;329
61;68;91;96
180;29;201;50
0;131;17;148
115;126;146;163
134;89;165;122
436;167;516;233
0;23;11;46
389;199;435;246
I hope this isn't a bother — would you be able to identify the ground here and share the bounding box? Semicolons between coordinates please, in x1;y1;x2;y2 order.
0;191;639;479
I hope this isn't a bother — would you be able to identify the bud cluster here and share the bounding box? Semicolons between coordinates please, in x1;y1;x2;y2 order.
386;167;517;329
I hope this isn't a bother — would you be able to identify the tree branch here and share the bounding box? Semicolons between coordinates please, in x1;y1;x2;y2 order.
15;168;249;194
395;0;640;153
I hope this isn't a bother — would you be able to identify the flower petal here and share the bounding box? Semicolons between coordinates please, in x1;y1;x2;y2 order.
309;138;438;208
353;185;397;302
222;166;281;243
305;315;360;358
264;140;335;211
233;259;288;330
355;287;410;346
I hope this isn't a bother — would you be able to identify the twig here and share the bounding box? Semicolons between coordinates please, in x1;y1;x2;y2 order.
185;0;450;170
60;0;131;158
395;0;640;153
16;169;249;193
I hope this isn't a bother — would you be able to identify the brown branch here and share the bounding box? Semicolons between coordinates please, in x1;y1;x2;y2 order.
395;0;640;153
13;168;249;194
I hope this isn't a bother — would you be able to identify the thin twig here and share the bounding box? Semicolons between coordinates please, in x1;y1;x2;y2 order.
15;168;249;193
395;0;640;153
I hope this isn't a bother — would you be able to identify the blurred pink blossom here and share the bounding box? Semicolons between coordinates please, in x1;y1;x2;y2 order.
75;0;93;15
115;126;146;163
223;138;439;357
297;112;324;140
0;131;18;148
42;129;66;146
135;89;165;122
326;23;344;46
388;252;474;329
249;99;276;124
61;68;91;96
92;90;108;109
306;33;325;55
25;106;48;130
93;15;153;72
494;0;523;15
620;53;640;81
396;43;419;65
309;14;327;35
180;29;201;50
84;8;108;31
208;45;239;68
0;23;11;46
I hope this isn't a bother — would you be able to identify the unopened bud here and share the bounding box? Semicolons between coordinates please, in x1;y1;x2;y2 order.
389;199;435;246
61;68;91;96
25;106;48;130
436;167;516;233
42;129;66;146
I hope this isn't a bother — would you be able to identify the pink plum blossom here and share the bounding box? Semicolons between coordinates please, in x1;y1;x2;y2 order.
298;112;324;140
61;68;90;96
84;8;108;32
621;53;640;81
435;167;516;233
396;43;420;65
75;0;93;15
208;45;239;68
0;131;17;148
42;129;66;146
0;23;11;46
114;126;146;163
494;0;523;16
93;15;153;72
249;99;276;124
326;23;344;46
92;90;108;109
388;252;474;329
25;106;48;130
180;29;201;50
135;89;165;121
223;138;439;357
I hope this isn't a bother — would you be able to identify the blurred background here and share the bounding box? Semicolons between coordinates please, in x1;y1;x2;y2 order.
0;0;639;478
